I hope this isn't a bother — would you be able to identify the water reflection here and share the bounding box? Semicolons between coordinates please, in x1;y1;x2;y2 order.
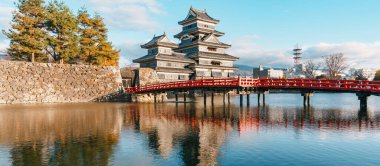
0;95;379;165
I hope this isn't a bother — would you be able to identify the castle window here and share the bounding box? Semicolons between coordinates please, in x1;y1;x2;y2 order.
211;61;221;66
158;74;165;79
208;47;217;52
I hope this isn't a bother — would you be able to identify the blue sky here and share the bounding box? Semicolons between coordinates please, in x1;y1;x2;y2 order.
1;0;380;68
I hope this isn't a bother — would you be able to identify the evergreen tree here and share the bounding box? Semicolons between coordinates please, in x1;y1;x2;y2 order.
92;15;119;66
78;10;119;66
2;0;48;62
46;0;79;64
77;9;98;64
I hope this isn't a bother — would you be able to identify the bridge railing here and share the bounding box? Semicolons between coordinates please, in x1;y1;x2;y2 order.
125;77;380;93
255;78;380;92
126;77;239;93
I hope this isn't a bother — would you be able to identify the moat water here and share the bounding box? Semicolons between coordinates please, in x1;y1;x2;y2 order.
0;93;379;166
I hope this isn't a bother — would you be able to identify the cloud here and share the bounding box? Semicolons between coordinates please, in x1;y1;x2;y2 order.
303;42;380;69
115;40;146;67
228;35;292;68
87;0;163;32
229;35;380;69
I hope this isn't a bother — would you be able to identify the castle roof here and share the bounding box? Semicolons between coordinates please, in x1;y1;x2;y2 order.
133;52;194;64
178;7;219;25
189;51;239;61
174;28;224;39
141;33;178;49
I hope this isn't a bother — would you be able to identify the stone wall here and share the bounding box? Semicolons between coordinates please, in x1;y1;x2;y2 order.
0;61;122;104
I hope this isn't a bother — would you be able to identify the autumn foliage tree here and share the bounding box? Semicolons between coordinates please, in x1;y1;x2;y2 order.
3;0;119;66
78;10;119;66
2;0;48;62
374;70;380;81
45;1;79;64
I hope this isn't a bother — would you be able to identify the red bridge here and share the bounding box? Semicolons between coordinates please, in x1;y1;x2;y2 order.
125;77;380;109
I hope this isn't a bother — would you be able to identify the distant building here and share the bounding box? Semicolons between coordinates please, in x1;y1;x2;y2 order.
253;65;284;78
133;7;239;81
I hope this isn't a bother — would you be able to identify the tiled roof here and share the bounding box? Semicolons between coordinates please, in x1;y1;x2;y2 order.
190;7;218;22
156;67;193;73
156;54;195;63
189;52;239;60
133;53;195;63
179;7;220;25
141;33;178;49
188;64;239;70
174;28;224;38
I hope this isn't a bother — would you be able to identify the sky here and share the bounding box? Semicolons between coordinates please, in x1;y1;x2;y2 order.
0;0;380;69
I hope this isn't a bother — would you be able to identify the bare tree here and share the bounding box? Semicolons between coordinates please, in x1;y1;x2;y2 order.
324;53;348;79
303;60;321;78
352;70;368;80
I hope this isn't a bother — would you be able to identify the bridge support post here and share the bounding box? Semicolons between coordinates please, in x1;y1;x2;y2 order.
175;93;179;104
246;94;250;106
183;93;187;103
262;93;266;105
154;93;157;103
258;93;261;105
301;92;313;107
203;91;207;107
228;92;231;104
223;91;226;107
211;92;215;108
240;94;243;106
357;93;371;111
303;95;307;106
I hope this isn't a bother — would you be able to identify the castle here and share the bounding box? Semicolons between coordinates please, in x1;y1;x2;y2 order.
133;7;238;81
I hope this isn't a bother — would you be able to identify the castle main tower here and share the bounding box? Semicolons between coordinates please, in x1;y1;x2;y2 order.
174;7;239;79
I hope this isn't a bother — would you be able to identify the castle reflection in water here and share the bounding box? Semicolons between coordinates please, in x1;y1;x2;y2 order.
0;96;379;165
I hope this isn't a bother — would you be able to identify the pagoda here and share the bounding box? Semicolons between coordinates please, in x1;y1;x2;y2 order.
174;7;239;79
133;33;194;81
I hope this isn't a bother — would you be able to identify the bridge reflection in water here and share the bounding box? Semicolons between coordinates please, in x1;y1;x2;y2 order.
0;96;379;165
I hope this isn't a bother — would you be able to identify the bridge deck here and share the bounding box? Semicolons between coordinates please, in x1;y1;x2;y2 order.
126;77;380;95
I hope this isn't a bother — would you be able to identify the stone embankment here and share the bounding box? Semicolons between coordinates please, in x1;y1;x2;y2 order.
0;61;122;104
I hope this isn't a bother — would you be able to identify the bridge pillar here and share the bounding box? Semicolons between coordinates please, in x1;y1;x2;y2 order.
154;93;157;103
240;94;243;106
262;93;266;105
211;92;215;108
223;91;226;107
183;93;187;103
228;93;231;104
301;92;314;107
357;93;371;111
203;91;207;107
258;93;261;105
246;94;250;106
175;93;179;104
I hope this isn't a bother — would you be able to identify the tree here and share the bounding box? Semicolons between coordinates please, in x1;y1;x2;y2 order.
352;69;368;80
374;70;380;81
324;53;348;79
45;1;79;64
78;10;119;66
2;0;48;62
303;60;321;78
